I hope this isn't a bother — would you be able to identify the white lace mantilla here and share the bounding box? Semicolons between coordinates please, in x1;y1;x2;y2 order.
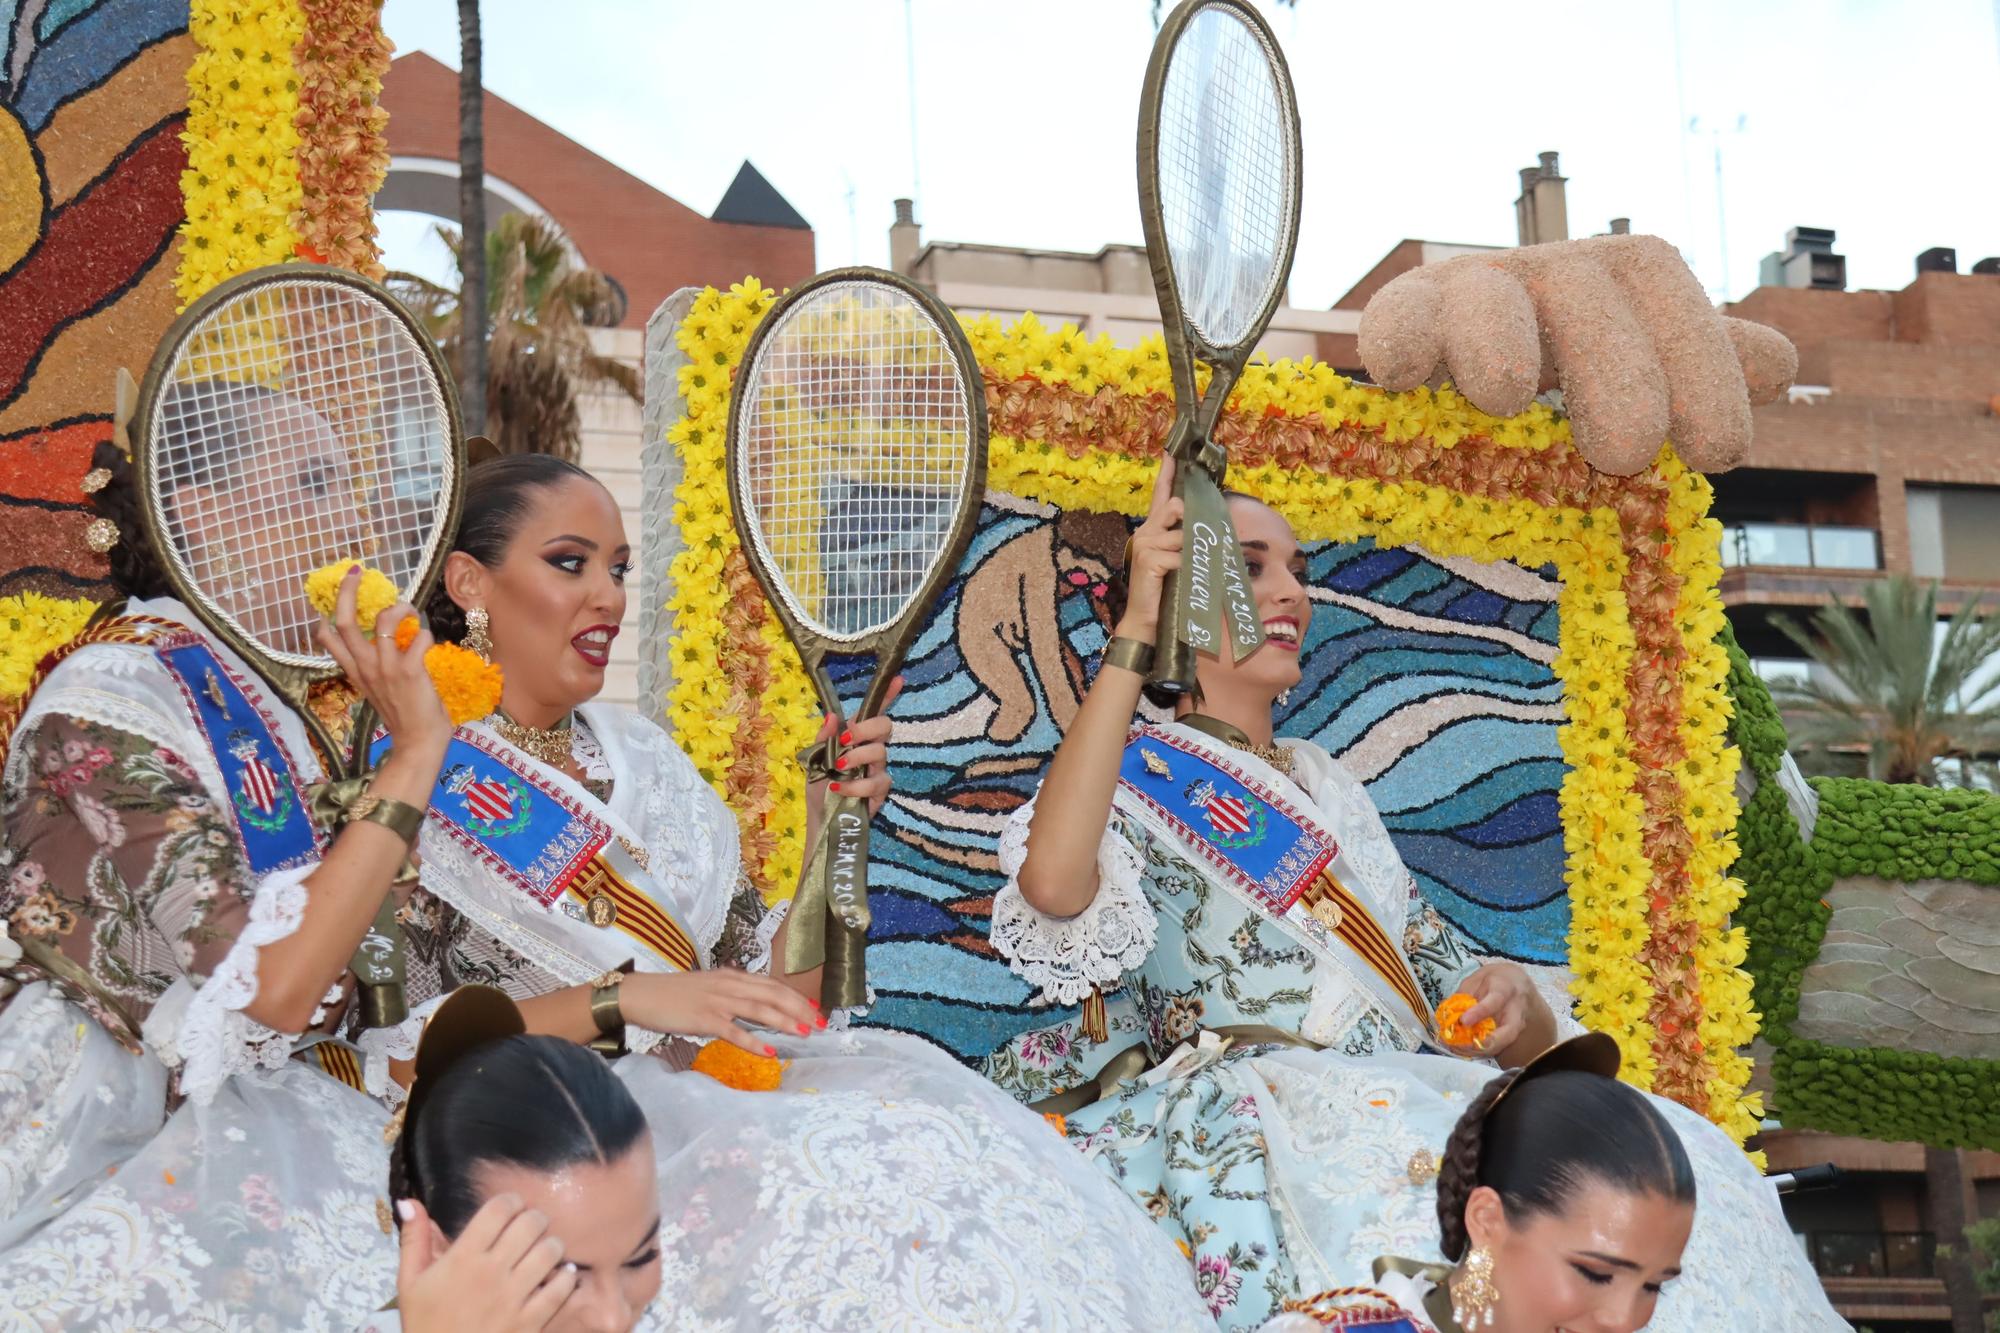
141;863;314;1105
989;799;1157;1006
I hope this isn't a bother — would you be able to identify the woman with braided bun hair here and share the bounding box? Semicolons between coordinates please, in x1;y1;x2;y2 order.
1260;1036;1703;1333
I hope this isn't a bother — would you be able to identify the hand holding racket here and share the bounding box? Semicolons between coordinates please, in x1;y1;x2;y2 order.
1137;0;1303;692
726;270;988;1011
135;266;463;1027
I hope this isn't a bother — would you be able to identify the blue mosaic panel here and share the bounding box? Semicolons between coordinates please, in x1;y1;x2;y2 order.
819;500;1568;1061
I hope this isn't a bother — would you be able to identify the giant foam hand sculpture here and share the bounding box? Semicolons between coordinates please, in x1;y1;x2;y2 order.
1358;234;1799;476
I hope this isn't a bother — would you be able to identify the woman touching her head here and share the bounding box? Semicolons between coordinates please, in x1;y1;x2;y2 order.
362;988;658;1333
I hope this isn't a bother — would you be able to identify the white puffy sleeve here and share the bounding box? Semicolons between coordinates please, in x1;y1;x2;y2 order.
987;798;1157;1006
140;861;316;1105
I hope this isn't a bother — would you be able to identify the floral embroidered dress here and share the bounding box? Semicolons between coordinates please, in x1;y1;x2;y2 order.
986;720;1845;1332
1;599;399;1329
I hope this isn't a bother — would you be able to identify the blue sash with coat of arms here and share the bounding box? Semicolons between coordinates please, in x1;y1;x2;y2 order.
369;728;700;972
1116;726;1335;916
154;636;320;874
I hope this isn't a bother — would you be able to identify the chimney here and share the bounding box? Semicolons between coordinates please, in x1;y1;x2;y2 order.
1608;217;1631;236
1514;151;1568;246
889;198;921;276
1972;257;2000;277
1915;246;1957;276
1758;226;1846;291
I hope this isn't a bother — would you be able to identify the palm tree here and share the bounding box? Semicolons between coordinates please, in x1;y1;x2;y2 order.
1769;575;2000;785
389;212;639;461
457;0;486;435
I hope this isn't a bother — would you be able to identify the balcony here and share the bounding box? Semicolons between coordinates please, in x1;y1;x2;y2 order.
1802;1230;1936;1279
1716;522;1884;611
1801;1232;1952;1323
1719;523;1881;571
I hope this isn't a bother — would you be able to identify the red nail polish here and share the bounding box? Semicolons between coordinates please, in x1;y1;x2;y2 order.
762;1045;776;1057
816;1017;828;1029
797;1023;810;1034
829;781;841;792
347;564;360;576
835;756;848;770
840;730;853;745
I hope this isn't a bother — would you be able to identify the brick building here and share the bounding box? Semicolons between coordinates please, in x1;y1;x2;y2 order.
377;51;813;331
376;53;818;707
1716;236;2000;675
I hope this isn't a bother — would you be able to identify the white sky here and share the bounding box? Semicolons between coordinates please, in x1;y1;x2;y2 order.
378;0;2000;309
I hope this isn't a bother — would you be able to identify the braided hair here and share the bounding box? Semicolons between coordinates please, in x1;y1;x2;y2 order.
1434;1069;1695;1261
388;1032;647;1238
422;453;598;645
88;381;290;600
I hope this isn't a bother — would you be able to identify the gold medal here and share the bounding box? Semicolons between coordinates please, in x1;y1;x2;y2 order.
1310;897;1344;932
585;892;618;928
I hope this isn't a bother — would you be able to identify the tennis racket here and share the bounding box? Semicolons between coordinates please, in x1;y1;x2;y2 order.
726;268;988;1010
134;265;463;1027
1138;0;1304;693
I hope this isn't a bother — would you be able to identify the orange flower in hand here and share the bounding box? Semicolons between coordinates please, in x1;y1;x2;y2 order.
1436;993;1497;1049
691;1040;787;1092
392;616;503;725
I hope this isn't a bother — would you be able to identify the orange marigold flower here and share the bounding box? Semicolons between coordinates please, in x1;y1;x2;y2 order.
1435;992;1497;1049
691;1040;787;1092
422;642;503;726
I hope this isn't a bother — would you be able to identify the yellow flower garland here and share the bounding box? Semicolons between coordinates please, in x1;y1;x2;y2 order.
663;292;1758;1138
177;0;306;303
0;593;99;703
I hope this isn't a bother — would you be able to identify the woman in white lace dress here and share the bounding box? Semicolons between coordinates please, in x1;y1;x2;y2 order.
1;448;1207;1330
398;455;1209;1330
981;463;1846;1330
0;418;467;1326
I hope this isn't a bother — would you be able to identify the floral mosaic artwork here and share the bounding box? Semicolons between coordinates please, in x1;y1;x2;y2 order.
1;0;393;731
662;281;1762;1144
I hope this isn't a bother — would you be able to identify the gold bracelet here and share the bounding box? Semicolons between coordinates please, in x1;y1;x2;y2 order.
1101;635;1157;677
588;961;634;1057
346;794;424;847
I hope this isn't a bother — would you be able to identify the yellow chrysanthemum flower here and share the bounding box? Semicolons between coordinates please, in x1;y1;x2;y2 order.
303;562;401;634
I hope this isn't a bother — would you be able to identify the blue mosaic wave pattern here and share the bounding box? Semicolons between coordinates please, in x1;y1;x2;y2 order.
820;502;1568;1060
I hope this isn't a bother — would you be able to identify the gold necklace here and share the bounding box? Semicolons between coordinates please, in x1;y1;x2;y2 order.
489;710;574;768
1180;713;1295;777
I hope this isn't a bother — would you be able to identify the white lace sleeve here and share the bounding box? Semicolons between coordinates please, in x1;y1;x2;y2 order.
357;992;457;1106
988;800;1157;1006
140;862;313;1105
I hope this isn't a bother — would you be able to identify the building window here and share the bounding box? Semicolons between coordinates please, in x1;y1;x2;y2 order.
1719;523;1880;571
1908;485;2000;581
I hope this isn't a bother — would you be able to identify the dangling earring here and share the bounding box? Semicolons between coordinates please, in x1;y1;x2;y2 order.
1277;688;1293;708
462;607;492;661
1450;1246;1499;1328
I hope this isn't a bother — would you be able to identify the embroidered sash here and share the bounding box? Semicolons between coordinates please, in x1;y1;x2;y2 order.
371;729;701;973
155;634;320;874
1115;725;1433;1038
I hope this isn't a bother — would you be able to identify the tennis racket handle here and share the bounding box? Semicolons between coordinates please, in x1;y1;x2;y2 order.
1151;570;1198;695
349;896;408;1029
821;791;872;1011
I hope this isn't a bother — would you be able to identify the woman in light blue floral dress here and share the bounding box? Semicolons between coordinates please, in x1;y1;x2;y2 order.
983;464;1845;1332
